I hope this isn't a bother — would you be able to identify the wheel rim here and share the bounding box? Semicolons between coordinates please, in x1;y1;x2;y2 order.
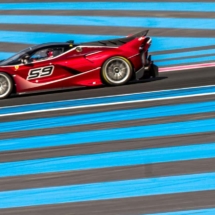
0;75;10;97
104;58;131;84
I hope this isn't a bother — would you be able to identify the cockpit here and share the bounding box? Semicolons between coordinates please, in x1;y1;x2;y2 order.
0;43;72;66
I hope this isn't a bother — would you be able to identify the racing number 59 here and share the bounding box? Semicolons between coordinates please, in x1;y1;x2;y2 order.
27;66;54;80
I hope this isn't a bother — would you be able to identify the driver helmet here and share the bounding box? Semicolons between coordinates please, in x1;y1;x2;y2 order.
46;49;54;58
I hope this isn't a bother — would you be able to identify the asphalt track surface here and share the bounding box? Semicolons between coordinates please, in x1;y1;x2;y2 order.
1;67;215;215
1;1;215;214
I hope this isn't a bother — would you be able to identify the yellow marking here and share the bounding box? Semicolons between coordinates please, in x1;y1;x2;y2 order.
14;65;19;71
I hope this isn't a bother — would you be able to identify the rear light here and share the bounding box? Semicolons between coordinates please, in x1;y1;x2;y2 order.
140;37;152;66
146;38;152;45
139;37;151;50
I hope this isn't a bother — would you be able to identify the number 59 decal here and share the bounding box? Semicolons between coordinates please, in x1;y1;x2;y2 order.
27;66;54;80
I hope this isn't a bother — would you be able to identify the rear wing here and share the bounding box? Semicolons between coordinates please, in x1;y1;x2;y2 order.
127;30;149;38
81;30;149;47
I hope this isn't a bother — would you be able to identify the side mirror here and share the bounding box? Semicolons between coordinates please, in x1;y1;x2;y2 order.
21;54;30;64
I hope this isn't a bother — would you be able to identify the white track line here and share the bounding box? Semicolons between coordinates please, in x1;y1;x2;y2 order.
1;92;215;117
2;84;215;109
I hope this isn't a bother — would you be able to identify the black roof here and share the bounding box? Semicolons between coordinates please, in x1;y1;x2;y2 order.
28;42;71;51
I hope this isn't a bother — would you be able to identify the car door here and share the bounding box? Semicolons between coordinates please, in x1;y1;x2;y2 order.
16;47;67;92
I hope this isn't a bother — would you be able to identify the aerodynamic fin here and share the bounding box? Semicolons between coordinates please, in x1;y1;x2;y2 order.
80;30;149;47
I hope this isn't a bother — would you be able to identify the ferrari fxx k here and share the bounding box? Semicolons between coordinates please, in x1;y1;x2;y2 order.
0;30;158;99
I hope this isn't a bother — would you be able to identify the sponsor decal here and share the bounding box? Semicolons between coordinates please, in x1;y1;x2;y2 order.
14;65;19;71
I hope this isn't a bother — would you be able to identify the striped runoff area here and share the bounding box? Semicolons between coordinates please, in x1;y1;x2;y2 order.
1;1;215;215
0;1;215;67
1;2;215;11
1;85;215;214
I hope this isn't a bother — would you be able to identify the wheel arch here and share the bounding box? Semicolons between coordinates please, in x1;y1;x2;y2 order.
100;55;134;85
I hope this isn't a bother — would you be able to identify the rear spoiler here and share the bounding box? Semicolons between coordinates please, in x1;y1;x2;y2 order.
81;30;149;47
128;30;149;38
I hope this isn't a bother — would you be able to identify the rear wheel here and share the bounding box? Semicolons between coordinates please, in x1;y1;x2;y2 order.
101;56;132;85
0;73;13;99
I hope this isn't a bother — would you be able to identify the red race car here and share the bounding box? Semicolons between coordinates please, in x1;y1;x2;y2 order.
0;30;158;99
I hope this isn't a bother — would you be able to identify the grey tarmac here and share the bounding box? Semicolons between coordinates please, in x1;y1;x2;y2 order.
0;158;215;191
1;1;215;214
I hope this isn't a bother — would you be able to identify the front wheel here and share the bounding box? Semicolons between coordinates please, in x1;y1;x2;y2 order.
0;73;13;99
101;56;133;85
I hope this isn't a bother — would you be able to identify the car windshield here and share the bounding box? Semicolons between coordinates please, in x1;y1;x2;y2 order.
0;47;32;66
0;44;70;66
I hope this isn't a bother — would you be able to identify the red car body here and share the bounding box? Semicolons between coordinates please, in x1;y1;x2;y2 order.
0;30;158;98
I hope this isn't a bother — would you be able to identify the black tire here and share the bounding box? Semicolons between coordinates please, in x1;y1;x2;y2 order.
101;56;133;85
143;64;159;79
0;72;13;99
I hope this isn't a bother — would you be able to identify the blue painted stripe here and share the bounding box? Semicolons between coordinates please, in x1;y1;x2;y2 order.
157;55;215;66
0;2;215;12
0;172;215;208
0;52;14;59
0;31;121;45
1;85;215;116
151;37;215;52
2;118;215;152
145;208;215;215
1;15;215;30
0;53;15;60
0;31;215;52
1;143;215;177
1;101;215;133
153;49;215;61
